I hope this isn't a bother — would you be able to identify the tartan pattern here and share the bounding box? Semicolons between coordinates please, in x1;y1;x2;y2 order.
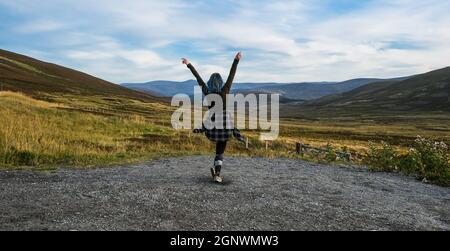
203;111;234;130
205;128;233;142
193;111;246;143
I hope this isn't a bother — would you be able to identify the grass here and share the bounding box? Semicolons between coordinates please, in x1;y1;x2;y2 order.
280;115;450;155
1;91;448;185
0;91;183;167
0;91;292;168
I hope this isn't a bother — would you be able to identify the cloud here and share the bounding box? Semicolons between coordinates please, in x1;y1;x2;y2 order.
16;19;66;33
62;34;184;83
1;0;449;83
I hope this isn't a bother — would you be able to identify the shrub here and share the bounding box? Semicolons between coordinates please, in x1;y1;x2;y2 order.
399;136;450;186
325;143;337;162
366;141;398;172
397;149;422;175
366;137;450;186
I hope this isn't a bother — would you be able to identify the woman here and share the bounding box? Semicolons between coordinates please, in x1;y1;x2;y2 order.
182;52;244;183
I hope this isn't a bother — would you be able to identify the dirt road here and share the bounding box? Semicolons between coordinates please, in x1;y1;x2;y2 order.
0;156;448;230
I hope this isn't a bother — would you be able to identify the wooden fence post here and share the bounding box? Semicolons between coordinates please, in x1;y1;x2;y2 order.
296;142;301;154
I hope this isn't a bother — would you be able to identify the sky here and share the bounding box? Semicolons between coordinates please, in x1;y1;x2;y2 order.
0;0;449;83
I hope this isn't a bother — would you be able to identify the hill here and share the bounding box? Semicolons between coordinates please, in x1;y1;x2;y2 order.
244;78;403;100
122;78;408;101
303;67;450;112
0;49;163;103
122;80;283;97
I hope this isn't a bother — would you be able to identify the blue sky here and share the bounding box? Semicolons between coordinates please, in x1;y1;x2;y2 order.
0;0;449;83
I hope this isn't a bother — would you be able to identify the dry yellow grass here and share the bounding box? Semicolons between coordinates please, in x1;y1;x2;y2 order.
0;91;287;167
1;91;448;168
0;92;183;167
0;91;64;109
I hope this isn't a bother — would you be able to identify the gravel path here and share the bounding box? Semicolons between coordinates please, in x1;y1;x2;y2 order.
0;156;449;231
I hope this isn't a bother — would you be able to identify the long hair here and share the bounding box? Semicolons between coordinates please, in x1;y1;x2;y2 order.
207;73;224;93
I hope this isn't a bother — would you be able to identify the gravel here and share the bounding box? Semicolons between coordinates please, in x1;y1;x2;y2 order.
0;156;449;231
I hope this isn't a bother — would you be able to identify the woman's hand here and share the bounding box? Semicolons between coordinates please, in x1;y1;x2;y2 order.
182;58;190;65
235;52;242;61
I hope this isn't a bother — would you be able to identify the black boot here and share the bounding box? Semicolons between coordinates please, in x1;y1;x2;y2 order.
214;165;221;177
213;160;223;183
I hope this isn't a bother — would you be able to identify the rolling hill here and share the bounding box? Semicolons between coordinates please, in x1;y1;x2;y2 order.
0;49;163;103
122;78;409;101
121;80;283;97
303;67;450;112
239;78;407;100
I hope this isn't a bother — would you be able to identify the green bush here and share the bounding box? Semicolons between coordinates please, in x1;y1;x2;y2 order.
325;143;337;162
366;137;450;186
366;141;398;172
400;136;450;186
397;150;421;175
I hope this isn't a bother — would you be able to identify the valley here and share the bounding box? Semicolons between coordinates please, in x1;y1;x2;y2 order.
0;49;449;186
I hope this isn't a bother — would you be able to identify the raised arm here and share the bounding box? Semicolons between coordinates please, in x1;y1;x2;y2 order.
223;52;241;93
182;58;208;95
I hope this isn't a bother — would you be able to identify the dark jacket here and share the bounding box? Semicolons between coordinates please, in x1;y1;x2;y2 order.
187;59;239;109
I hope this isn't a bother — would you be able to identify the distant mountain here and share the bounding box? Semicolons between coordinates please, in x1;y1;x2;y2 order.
0;49;163;103
238;79;408;100
302;67;450;112
122;78;407;101
122;80;282;97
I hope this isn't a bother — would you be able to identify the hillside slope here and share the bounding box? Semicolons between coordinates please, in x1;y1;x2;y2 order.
250;78;405;100
0;49;162;102
303;67;450;112
308;67;450;111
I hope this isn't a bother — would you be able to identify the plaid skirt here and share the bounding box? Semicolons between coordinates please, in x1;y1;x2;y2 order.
193;112;245;143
